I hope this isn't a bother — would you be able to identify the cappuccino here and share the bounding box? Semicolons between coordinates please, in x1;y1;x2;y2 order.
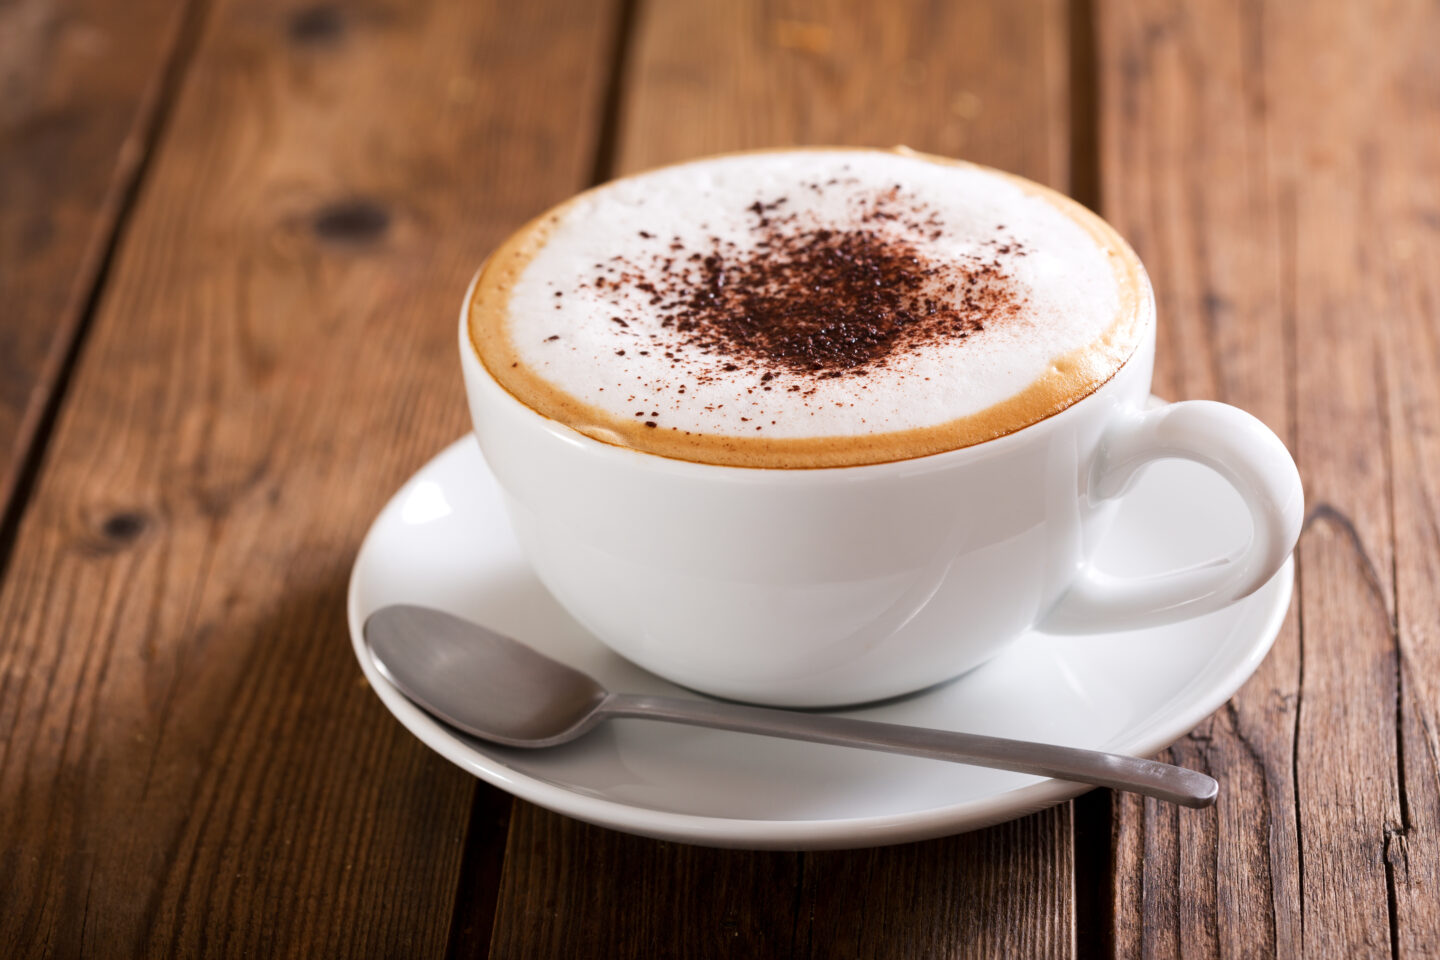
468;148;1150;468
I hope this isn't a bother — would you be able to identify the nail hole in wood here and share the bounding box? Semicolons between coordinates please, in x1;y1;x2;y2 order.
288;5;344;44
313;199;390;244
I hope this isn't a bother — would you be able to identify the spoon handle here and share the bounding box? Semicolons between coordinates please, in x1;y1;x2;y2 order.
602;693;1216;808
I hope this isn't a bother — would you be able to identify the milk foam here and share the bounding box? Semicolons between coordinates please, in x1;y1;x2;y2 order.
482;150;1143;457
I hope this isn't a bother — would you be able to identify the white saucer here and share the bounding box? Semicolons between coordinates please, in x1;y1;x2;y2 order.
348;436;1292;850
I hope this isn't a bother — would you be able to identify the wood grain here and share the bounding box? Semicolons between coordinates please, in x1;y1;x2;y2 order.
490;809;806;960
616;0;1072;190
0;0;194;523
0;0;616;954
6;0;1426;953
488;2;1080;958
1372;2;1440;955
1098;3;1304;954
800;806;1074;959
1098;0;1436;954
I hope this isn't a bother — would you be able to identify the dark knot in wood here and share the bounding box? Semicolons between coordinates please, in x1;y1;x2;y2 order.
101;511;148;543
312;199;390;245
288;5;345;45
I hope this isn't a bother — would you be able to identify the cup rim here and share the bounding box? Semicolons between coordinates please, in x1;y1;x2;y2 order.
462;150;1158;474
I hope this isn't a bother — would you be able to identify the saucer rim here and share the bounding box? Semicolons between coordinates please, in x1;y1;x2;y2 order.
348;436;1293;849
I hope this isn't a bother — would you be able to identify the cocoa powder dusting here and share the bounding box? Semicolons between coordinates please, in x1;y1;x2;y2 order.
671;223;1017;376
583;185;1028;382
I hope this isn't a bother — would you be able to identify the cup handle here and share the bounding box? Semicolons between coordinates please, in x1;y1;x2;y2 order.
1041;400;1304;633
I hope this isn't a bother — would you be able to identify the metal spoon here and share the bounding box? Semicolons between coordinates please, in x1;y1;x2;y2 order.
364;605;1218;808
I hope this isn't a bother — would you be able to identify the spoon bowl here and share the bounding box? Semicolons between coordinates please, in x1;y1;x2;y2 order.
366;604;609;746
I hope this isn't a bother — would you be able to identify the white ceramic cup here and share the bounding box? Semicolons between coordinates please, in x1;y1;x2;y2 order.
460;276;1303;707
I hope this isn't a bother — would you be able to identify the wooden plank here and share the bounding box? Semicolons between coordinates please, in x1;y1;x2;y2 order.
616;0;1072;190
801;806;1074;959
0;0;617;955
1096;4;1305;954
490;806;1075;960
489;2;1078;958
1097;0;1428;954
489;809;806;959
0;0;194;521
1374;2;1440;955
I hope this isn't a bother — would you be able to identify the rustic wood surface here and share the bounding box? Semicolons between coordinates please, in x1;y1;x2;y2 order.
1098;1;1306;955
1100;0;1440;956
0;0;616;954
0;0;1435;957
0;0;195;528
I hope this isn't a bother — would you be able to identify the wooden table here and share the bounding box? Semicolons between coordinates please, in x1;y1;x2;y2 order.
2;0;1435;955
